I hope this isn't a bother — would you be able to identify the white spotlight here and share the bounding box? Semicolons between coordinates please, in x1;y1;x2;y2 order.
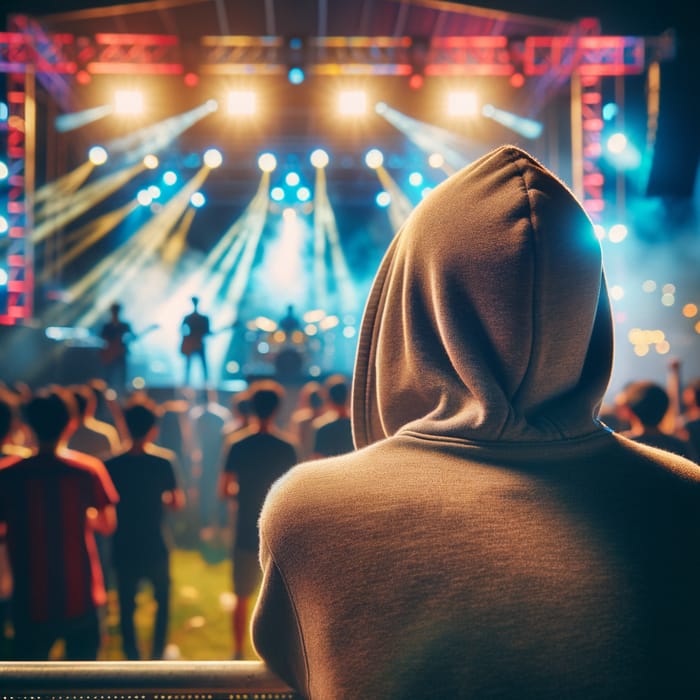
258;152;277;173
114;89;144;116
143;154;159;170
227;91;257;116
338;90;368;116
310;148;329;169
203;148;223;168
88;146;108;166
365;149;384;169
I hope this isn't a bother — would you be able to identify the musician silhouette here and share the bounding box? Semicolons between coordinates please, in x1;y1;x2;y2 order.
279;304;301;334
99;302;133;394
181;297;211;386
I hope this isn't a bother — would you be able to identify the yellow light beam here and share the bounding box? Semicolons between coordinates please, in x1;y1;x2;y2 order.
376;165;415;232
74;165;213;328
313;167;330;310
37;199;139;284
31;161;145;244
161;207;197;264
34;161;95;207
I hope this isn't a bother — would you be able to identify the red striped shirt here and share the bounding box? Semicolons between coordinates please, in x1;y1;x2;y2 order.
0;451;118;622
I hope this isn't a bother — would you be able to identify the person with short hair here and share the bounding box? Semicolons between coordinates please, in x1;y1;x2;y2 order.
311;374;354;458
620;380;693;458
252;146;700;698
105;399;185;660
219;379;297;660
0;388;118;660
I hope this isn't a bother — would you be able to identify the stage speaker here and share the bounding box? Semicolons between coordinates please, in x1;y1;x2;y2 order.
645;58;700;198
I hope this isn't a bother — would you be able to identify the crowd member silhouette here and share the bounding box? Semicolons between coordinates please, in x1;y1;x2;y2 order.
618;380;695;459
288;380;326;461
681;378;700;457
181;297;211;386
0;388;118;660
68;383;122;461
188;388;232;538
0;396;31;658
251;146;700;698
223;389;253;437
219;379;297;660
105;399;185;660
99;302;133;395
311;374;354;458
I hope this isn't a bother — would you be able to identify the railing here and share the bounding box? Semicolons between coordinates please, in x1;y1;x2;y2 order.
0;660;300;699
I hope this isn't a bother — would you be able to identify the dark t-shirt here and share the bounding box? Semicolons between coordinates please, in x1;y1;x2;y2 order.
224;431;297;551
105;451;178;562
314;416;354;457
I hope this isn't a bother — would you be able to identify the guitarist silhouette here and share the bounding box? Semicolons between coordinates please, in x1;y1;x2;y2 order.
99;302;133;394
181;296;211;386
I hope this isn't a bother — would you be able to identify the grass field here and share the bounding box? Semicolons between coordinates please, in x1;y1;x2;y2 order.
100;546;256;661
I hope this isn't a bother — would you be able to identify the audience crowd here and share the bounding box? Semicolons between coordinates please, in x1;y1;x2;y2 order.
0;373;353;661
0;363;698;662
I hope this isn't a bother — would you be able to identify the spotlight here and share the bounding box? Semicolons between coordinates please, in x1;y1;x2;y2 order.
310;148;329;168
602;103;618;121
338;90;368;116
163;170;177;186
258;152;277;173
227;91;257;116
365;149;384;169
408;172;424;186
0;162;8;180
285;172;300;186
0;216;8;234
137;190;153;206
190;192;206;208
447;91;479;117
288;66;305;85
428;153;444;169
297;186;311;202
606;133;628;154
147;185;161;199
376;191;391;207
271;187;285;201
0;269;7;285
608;223;628;243
143;154;159;170
114;89;144;116
88;146;108;166
203;148;223;168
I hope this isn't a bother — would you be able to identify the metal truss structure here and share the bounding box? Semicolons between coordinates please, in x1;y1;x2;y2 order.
0;19;675;325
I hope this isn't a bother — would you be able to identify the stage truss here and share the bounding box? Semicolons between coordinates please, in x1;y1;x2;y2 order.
0;14;675;325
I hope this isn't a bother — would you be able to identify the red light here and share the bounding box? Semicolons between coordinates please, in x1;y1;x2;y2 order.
184;72;199;87
509;72;525;88
409;73;424;90
76;70;91;85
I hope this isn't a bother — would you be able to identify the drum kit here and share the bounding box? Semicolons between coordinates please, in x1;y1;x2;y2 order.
244;308;341;379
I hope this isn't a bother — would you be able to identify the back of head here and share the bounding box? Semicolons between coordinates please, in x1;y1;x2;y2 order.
624;381;670;427
23;389;75;444
325;374;349;408
123;400;160;440
249;380;285;420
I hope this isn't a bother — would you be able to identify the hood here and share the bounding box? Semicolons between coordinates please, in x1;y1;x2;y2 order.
352;145;613;448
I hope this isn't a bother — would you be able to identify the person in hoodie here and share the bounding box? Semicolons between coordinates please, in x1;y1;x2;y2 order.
251;146;700;699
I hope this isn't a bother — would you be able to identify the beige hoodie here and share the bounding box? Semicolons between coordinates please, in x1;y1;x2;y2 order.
252;146;700;699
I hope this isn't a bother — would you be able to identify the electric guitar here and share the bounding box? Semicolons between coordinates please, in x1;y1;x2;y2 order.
180;323;237;357
99;323;160;365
